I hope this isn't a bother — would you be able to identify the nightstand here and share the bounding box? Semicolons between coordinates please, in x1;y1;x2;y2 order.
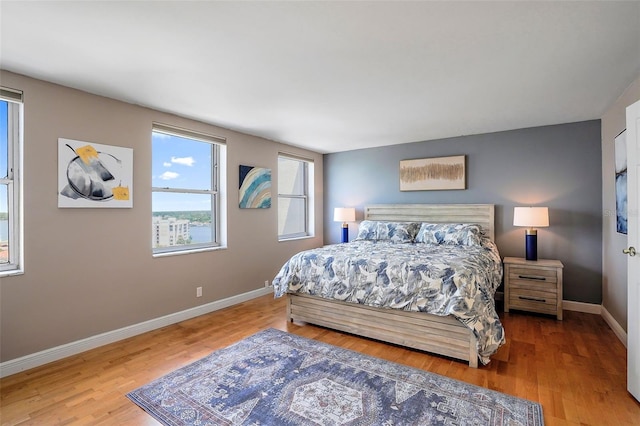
503;257;564;320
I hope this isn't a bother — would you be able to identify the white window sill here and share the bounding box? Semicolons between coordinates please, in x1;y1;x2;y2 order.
153;245;227;258
278;235;315;243
0;268;24;277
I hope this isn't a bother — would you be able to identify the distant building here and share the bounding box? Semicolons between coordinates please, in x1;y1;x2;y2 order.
152;217;190;247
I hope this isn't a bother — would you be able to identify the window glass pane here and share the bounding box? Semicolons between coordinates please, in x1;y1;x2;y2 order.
152;192;214;249
0;101;8;178
0;184;8;264
278;157;304;195
278;197;306;236
0;94;20;273
152;131;213;191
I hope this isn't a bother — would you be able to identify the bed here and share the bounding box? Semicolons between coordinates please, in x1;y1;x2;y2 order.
272;204;505;367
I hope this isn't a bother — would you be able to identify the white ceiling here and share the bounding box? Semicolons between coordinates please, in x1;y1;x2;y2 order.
1;1;639;153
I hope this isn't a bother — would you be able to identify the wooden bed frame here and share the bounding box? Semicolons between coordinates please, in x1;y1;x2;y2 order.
287;203;496;368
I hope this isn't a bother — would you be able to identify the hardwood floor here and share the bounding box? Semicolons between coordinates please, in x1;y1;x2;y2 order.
1;294;639;425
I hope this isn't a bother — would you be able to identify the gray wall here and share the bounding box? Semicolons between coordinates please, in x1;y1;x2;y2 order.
324;121;602;304
601;73;640;332
0;71;324;363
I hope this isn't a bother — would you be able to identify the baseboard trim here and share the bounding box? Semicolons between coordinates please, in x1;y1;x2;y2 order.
563;300;602;315
601;305;628;348
0;287;273;378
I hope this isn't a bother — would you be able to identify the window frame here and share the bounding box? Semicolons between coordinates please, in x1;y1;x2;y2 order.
277;153;314;241
151;123;226;256
0;87;24;276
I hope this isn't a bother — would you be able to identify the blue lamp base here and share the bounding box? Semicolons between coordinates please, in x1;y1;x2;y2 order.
525;230;538;261
341;224;349;243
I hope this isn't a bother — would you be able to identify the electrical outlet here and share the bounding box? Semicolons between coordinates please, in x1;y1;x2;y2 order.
264;280;270;287
196;286;203;297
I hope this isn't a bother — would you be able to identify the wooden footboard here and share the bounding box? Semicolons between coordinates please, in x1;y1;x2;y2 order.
287;293;478;368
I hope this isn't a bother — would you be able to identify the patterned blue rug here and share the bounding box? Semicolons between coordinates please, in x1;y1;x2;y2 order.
127;328;543;425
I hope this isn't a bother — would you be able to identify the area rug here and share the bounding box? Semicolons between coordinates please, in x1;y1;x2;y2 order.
127;328;543;425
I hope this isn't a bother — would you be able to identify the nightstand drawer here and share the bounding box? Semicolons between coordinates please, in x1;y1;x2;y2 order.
508;277;557;293
509;285;558;310
508;266;557;284
509;295;558;315
509;281;557;297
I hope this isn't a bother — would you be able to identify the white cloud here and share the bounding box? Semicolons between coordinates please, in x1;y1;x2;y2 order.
171;156;195;167
163;162;172;167
159;171;179;180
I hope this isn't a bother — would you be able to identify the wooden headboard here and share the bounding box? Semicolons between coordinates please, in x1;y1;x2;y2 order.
364;204;495;241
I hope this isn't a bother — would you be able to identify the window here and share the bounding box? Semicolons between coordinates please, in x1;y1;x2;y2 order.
0;87;23;275
152;123;226;255
278;154;314;240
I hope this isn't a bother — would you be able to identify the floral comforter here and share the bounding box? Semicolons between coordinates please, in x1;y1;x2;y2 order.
273;239;505;364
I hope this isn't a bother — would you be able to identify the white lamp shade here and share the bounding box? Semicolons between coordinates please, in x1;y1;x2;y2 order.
334;207;356;222
513;207;549;227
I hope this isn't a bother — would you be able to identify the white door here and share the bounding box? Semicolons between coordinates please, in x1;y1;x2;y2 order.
627;99;640;402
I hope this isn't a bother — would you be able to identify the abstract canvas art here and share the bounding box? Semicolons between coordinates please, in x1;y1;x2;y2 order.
239;165;271;208
615;130;628;234
400;155;466;191
58;138;133;208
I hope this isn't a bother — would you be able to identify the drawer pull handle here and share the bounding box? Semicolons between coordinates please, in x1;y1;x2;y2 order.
519;296;546;303
518;274;546;281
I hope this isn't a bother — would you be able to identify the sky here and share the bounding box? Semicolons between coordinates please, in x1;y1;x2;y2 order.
152;131;215;212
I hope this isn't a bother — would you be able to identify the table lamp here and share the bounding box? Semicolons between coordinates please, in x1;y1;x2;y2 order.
513;206;549;261
334;207;356;243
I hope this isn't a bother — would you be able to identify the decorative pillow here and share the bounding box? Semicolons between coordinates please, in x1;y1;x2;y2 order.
355;221;421;243
355;220;378;241
415;223;484;246
376;221;421;243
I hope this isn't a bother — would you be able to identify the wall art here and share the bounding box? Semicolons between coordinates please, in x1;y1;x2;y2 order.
239;165;271;208
58;138;133;208
615;130;627;234
400;155;466;191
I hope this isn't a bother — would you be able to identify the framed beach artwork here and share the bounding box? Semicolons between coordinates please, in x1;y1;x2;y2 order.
615;130;627;234
400;155;466;191
58;138;133;208
239;165;271;209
